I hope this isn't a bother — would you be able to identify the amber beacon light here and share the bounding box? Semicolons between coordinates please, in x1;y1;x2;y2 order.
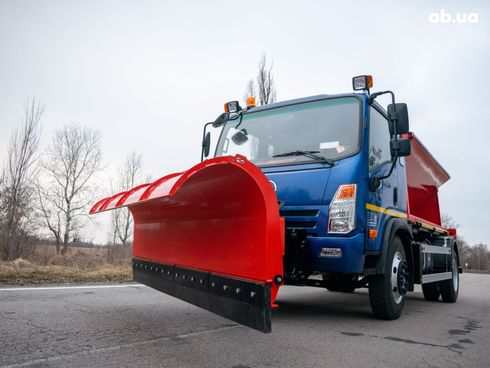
246;96;256;108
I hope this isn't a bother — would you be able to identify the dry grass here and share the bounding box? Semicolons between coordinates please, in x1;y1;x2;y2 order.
0;245;133;285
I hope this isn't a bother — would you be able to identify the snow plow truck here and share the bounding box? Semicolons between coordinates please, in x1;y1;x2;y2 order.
90;75;461;332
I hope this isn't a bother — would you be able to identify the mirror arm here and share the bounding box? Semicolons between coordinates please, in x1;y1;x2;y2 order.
370;89;403;154
233;110;245;129
368;92;411;190
369;90;396;106
370;91;400;191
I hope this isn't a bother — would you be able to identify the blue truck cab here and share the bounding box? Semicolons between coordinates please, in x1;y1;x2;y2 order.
203;76;460;320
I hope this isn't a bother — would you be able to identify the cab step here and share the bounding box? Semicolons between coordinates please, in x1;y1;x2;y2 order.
421;271;452;284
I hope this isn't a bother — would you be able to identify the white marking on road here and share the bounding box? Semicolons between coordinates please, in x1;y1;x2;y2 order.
0;284;145;292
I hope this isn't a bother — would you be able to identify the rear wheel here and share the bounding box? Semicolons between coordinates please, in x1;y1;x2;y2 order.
422;282;440;301
369;236;409;320
439;253;459;303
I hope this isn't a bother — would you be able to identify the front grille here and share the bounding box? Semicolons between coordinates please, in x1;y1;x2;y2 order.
280;210;319;217
280;208;319;230
284;221;317;228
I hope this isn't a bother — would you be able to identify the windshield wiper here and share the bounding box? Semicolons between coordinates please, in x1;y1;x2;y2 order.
272;150;335;166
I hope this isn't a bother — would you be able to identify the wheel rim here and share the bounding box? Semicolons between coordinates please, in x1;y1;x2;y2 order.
390;251;407;304
452;257;459;292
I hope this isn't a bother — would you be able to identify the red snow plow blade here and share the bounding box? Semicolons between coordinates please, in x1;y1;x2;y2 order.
90;155;284;332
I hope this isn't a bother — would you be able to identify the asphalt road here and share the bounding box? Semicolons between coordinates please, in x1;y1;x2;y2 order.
0;273;489;368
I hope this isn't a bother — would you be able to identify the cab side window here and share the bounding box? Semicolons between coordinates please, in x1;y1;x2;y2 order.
369;107;392;170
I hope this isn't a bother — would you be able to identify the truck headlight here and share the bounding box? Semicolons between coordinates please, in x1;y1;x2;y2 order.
328;184;357;234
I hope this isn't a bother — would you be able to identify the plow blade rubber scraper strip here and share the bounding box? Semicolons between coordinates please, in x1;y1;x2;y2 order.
90;155;284;332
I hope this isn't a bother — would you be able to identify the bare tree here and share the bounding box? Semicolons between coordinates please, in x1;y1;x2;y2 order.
473;243;489;271
109;152;143;247
36;123;102;254
244;54;277;106
441;213;459;229
243;79;257;103
257;54;276;105
0;99;43;260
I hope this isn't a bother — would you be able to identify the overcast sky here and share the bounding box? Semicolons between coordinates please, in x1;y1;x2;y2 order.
0;0;489;245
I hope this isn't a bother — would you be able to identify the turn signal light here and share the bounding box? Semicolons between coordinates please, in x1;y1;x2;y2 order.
336;184;356;199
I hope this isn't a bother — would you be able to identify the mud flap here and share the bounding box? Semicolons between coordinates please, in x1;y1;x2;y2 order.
90;155;284;332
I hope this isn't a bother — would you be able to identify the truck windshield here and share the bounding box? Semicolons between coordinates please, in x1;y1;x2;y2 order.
215;97;361;166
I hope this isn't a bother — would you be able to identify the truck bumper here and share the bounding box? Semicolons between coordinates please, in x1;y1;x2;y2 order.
308;233;365;274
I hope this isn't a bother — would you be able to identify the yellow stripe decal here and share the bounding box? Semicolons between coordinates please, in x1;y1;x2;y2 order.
418;222;448;234
365;203;407;219
365;203;448;234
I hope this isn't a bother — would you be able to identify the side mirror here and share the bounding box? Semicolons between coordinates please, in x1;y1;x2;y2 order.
212;112;230;128
387;103;409;135
231;129;249;145
202;132;211;157
390;137;411;157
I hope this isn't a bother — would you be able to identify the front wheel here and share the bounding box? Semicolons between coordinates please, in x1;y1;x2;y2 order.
368;236;409;320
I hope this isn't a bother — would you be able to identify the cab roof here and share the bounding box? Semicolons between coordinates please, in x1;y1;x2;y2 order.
245;93;365;114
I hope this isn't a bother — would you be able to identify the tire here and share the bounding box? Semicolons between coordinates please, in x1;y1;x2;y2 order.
368;236;408;320
422;282;440;301
439;251;459;303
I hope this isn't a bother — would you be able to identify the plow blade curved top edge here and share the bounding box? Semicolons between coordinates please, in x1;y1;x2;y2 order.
91;155;284;332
